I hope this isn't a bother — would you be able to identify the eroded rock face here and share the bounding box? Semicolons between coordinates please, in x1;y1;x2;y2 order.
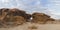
0;8;9;15
13;16;26;25
0;8;31;26
0;8;56;27
4;16;26;26
0;8;10;27
31;12;55;24
8;8;31;21
0;8;32;27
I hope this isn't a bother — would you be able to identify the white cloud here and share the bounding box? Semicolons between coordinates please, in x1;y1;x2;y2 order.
2;0;9;3
0;0;55;19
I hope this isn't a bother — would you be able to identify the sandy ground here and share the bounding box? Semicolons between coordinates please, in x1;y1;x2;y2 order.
0;22;60;30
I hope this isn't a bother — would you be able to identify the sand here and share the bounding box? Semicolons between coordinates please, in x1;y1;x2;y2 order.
0;22;60;30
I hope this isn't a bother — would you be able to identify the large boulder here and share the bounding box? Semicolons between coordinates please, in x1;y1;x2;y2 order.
0;8;32;27
8;8;31;21
0;8;26;27
31;12;55;24
0;8;31;26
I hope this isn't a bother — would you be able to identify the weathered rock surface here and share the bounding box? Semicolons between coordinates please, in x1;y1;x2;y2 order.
0;8;31;27
31;12;55;24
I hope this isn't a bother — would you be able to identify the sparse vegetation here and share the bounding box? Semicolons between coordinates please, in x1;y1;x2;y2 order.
28;25;37;29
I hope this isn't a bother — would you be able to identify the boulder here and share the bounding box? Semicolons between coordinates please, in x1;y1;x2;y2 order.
31;12;55;24
0;8;31;25
8;8;31;22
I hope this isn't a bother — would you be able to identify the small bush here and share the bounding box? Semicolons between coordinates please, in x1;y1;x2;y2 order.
28;25;37;29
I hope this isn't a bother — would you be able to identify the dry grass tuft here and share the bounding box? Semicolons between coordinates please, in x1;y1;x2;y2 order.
28;25;37;29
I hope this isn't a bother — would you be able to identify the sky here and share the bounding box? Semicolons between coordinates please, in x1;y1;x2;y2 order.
47;0;60;19
0;0;60;19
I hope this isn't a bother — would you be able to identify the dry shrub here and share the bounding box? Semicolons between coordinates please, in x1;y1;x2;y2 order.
28;25;37;29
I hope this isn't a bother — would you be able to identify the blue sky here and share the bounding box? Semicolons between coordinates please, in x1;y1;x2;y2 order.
47;0;60;19
0;0;60;19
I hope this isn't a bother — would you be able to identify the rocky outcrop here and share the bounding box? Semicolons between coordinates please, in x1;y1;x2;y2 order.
8;8;31;21
0;8;56;27
31;12;55;24
0;8;31;27
13;16;26;25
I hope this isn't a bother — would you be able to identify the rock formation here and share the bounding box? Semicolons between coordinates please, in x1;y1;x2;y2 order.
0;8;9;27
0;8;56;27
0;8;32;27
8;8;31;21
31;12;55;24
